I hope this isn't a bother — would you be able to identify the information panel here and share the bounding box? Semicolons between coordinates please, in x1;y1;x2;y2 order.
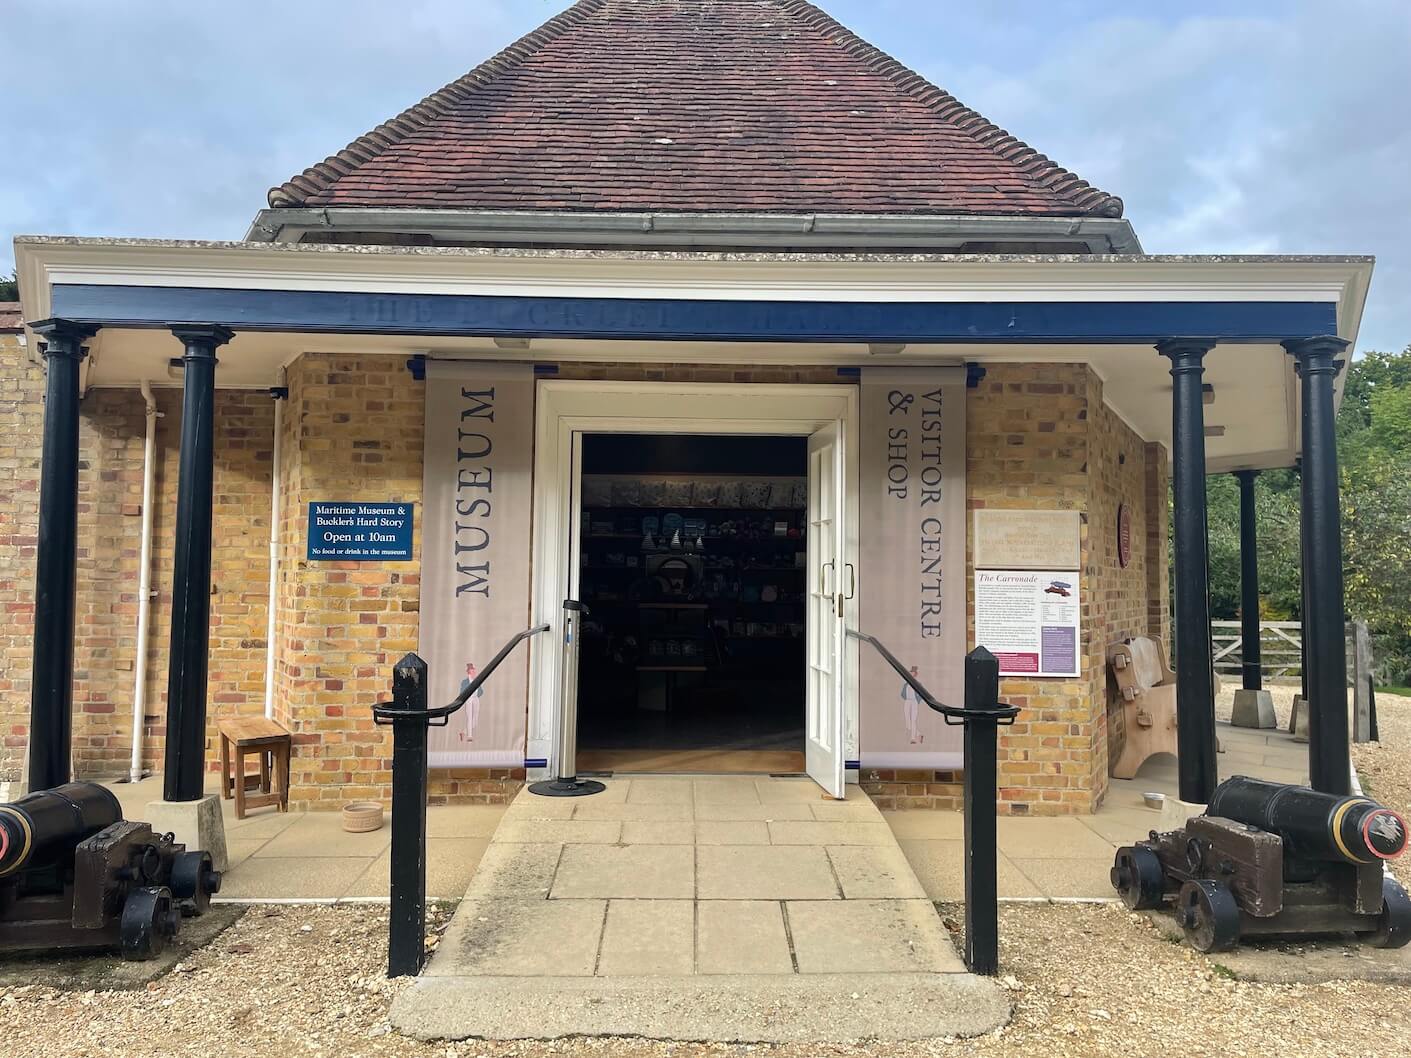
307;502;413;561
974;569;1081;677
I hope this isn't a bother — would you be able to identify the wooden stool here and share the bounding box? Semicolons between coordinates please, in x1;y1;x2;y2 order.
217;717;291;819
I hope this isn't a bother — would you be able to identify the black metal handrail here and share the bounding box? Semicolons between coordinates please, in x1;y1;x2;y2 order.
848;629;1020;726
847;629;1018;977
372;623;550;727
375;622;549;978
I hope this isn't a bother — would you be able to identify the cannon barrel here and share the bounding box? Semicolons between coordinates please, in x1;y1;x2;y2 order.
1208;776;1407;865
0;782;123;877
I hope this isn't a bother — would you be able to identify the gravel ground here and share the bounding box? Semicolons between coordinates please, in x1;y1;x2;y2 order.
4;691;1408;1058
1351;690;1411;890
3;901;1408;1058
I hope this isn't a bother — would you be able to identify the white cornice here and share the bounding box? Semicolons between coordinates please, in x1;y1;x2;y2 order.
13;237;1373;315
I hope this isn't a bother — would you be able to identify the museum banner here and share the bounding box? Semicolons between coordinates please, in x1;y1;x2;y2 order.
420;361;535;768
859;366;968;769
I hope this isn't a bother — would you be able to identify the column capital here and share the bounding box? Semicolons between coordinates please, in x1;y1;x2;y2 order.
30;318;99;359
171;324;235;358
1283;335;1349;375
1156;337;1217;367
1233;468;1260;485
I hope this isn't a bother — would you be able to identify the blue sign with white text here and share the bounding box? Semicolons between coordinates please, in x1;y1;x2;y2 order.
307;502;413;561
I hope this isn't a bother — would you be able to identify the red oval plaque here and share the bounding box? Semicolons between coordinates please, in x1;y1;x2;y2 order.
1117;503;1132;568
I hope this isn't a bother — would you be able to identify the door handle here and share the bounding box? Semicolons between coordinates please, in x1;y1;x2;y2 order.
844;563;856;601
819;560;834;597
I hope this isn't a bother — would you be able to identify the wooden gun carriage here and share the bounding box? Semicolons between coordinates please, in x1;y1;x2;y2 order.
0;782;221;960
1112;776;1410;952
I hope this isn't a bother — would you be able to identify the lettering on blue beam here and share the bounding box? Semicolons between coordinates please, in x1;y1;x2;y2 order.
50;284;1340;343
308;501;413;561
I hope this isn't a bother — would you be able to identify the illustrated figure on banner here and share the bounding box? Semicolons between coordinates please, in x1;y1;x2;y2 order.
458;661;485;742
900;665;925;744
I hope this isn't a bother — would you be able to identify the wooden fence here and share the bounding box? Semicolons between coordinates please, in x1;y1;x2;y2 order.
1211;619;1377;743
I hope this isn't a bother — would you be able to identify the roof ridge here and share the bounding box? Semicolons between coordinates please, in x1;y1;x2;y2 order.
266;0;610;208
775;0;1123;219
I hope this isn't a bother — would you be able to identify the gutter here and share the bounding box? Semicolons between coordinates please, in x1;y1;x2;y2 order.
129;381;161;783
244;207;1144;254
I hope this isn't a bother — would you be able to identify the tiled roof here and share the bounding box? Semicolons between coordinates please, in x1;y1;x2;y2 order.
269;0;1121;218
0;302;21;332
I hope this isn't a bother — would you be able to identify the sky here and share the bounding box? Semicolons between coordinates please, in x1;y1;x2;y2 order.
3;0;1408;352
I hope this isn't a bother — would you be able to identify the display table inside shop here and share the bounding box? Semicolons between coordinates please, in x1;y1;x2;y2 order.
577;473;807;747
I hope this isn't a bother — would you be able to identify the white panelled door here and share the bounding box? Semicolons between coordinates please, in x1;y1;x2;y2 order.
805;421;847;799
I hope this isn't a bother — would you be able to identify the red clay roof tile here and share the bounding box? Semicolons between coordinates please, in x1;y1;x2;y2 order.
268;0;1121;218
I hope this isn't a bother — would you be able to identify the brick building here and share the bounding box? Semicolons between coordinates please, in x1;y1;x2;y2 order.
7;0;1370;819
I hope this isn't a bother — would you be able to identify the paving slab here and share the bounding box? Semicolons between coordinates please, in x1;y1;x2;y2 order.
551;843;695;899
598;900;694;976
493;819;622;844
350;837;490;899
573;801;694;823
620;820;696;844
692;779;762;804
391;972;1010;1043
427;898;605;977
253;815;392;859
1009;856;1118;900
217;855;374;900
896;839;1043;901
694;802;814;821
696;900;794;974
827;845;929;899
786;899;966;974
627;779;695;804
696;844;839;900
768;820;895;846
695;820;769;845
461;842;563;902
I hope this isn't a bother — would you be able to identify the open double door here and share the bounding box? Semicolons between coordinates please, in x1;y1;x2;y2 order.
568;422;851;797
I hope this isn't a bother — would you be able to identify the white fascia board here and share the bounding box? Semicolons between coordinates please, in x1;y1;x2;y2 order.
16;237;1372;328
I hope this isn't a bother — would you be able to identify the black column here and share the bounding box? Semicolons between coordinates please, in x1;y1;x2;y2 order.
1284;336;1351;795
163;325;234;802
1157;338;1218;803
1234;470;1262;692
26;320;98;791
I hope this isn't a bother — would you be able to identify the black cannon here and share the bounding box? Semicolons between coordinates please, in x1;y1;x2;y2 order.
0;782;221;961
1112;776;1410;952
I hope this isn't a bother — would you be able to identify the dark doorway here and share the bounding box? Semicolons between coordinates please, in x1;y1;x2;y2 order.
576;433;807;773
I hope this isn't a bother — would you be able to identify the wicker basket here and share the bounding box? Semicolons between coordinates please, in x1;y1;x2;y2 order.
341;801;385;833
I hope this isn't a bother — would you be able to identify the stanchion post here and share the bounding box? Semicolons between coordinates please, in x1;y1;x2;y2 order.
962;645;1002;975
529;601;604;798
388;652;429;978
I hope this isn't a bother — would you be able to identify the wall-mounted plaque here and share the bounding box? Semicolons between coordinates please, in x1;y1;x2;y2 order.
1117;503;1132;568
973;509;1081;571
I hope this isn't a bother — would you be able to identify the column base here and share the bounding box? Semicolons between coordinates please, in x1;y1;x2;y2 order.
1289;695;1310;744
1159;795;1207;830
1231;688;1277;729
143;795;229;872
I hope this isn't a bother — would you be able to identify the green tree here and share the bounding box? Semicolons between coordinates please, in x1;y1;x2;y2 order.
0;270;17;301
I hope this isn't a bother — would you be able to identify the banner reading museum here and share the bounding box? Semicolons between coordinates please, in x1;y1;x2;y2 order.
420;362;535;767
859;366;968;769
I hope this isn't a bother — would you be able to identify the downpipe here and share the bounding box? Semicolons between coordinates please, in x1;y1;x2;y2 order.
128;381;161;784
263;377;284;719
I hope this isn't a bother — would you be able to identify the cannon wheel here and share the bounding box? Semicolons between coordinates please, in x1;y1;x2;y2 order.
120;886;179;962
1111;846;1166;910
1366;876;1411;949
169;850;219;916
1176;879;1241;953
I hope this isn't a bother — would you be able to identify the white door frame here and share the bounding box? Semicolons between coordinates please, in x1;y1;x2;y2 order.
526;379;860;777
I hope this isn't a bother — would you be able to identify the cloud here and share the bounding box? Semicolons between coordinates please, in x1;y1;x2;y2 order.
3;0;1406;353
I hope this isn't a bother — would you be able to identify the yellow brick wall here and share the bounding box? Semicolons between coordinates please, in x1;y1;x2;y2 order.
2;350;1166;817
863;364;1167;814
0;329;43;782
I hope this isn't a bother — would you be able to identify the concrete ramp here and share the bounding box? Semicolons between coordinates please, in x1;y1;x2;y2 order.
390;776;1010;1043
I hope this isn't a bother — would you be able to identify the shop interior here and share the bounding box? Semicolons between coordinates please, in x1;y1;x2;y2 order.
575;433;807;773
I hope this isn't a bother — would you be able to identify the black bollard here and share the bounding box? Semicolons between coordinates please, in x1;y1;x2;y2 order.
387;653;429;978
962;645;1003;976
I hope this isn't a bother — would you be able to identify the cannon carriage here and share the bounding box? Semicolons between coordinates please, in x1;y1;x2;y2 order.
1112;776;1410;953
0;782;221;961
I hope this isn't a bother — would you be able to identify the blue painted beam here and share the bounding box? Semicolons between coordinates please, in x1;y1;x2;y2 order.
51;283;1339;344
